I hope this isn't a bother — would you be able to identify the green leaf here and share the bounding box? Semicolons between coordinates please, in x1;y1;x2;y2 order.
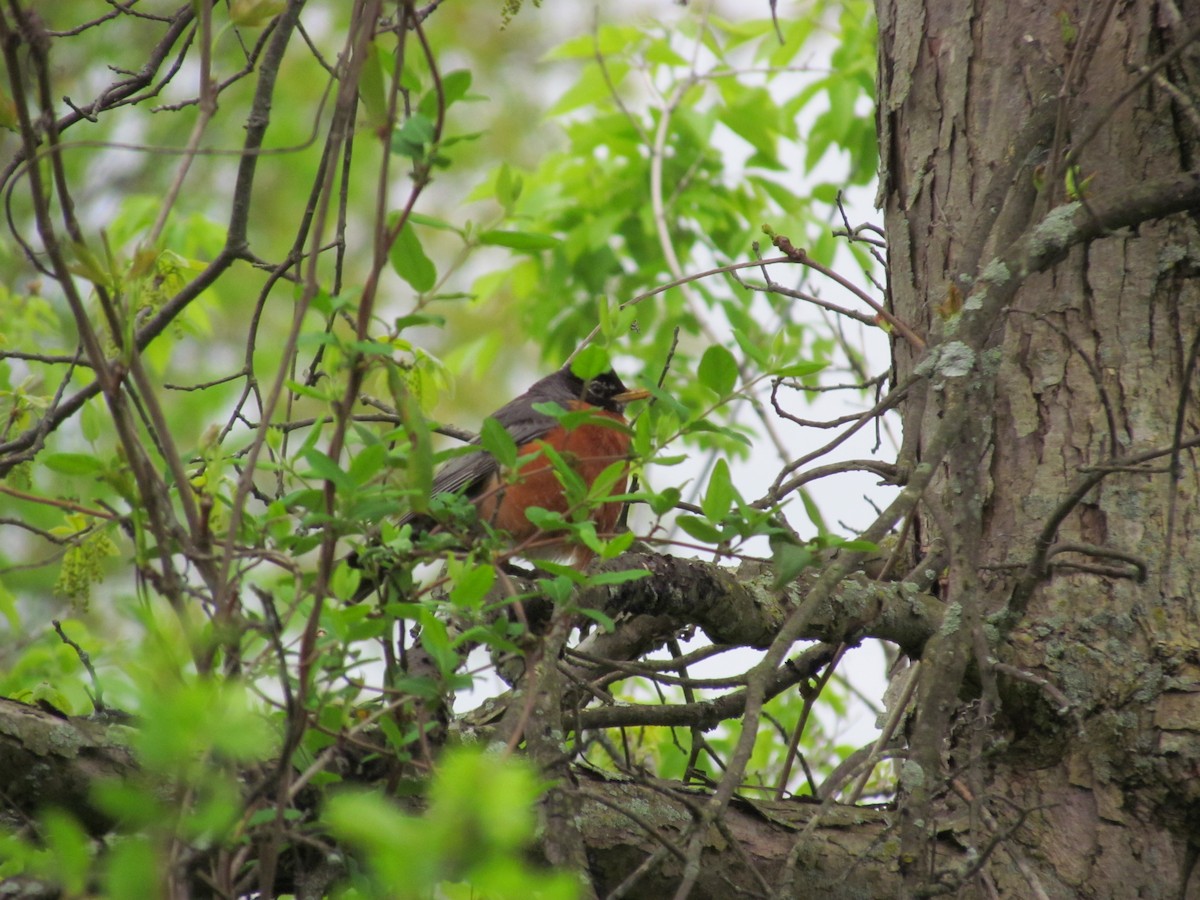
676;515;723;544
697;345;738;396
718;87;781;163
548;60;629;116
406;212;461;233
799;487;828;536
536;574;576;603
570;345;611;381
545;25;641;60
391;113;434;159
477;229;560;251
81;398;104;444
359;41;387;131
393;312;446;331
774;361;826;378
347;442;386;485
648;486;681;516
586;460;630;504
810;182;840;204
586;567;650;586
479;417;518;470
493;163;524;213
230;0;285;27
537;442;588;499
600;529;636;558
41;810;90;895
522;505;567;532
771;538;814;588
330;561;362;601
302;448;353;490
104;837;159;899
388;221;437;292
532;558;588;584
577;606;617;631
419;69;473;116
41;453;104;475
731;326;770;368
683;418;753;448
395;380;434;513
285;378;331;402
644;40;688;67
702;458;735;522
449;563;496;608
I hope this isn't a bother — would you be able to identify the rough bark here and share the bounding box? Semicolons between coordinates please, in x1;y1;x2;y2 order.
878;0;1200;895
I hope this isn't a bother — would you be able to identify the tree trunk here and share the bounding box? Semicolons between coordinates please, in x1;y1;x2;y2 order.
878;0;1200;895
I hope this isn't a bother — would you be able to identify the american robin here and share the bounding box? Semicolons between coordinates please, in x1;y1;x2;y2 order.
407;366;650;564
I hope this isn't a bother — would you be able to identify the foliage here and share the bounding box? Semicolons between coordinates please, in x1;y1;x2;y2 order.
0;0;883;895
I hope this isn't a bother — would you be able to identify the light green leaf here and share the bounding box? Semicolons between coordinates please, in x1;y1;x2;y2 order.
774;360;827;379
702;458;734;522
494;163;523;212
478;229;560;251
697;345;739;396
302;449;352;490
449;563;496;608
480;416;518;470
586;567;650;586
41;453;104;475
388;221;437;292
570;345;611;381
548;61;629;116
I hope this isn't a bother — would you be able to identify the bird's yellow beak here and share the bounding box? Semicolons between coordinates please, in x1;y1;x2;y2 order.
612;387;651;403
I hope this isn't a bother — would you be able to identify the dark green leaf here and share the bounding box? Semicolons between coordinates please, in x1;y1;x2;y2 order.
577;606;616;632
676;515;723;544
771;539;815;589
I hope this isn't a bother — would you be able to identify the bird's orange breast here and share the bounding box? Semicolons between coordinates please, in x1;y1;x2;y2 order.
475;404;633;554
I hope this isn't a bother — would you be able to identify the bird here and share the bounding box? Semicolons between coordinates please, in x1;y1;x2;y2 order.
403;365;650;565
